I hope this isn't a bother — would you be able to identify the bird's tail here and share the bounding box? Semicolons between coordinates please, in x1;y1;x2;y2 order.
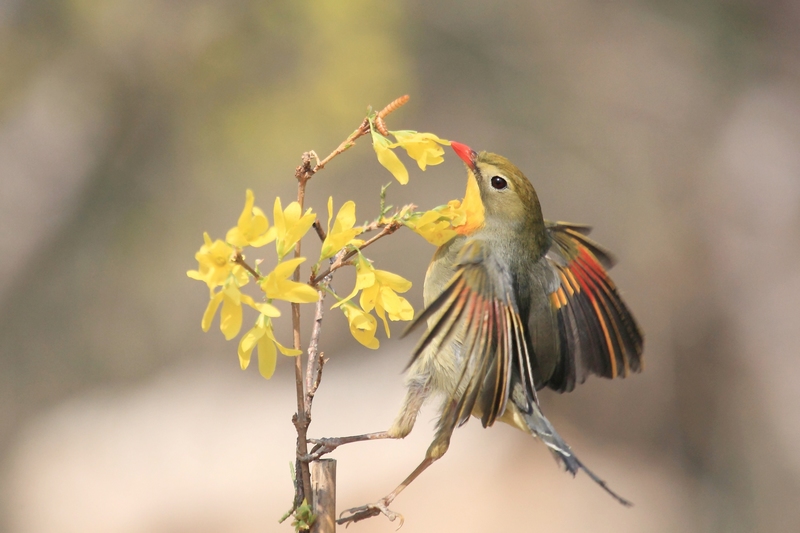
515;397;633;506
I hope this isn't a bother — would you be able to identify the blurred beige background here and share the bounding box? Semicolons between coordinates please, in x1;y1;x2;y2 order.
2;1;800;532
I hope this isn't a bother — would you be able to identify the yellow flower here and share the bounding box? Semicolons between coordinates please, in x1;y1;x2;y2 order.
238;314;301;379
334;255;413;337
439;199;468;228
339;301;380;349
404;201;467;246
273;197;316;260
405;210;456;247
187;233;248;289
372;130;409;185
360;270;414;337
201;282;279;340
226;189;276;248
260;257;319;303
333;254;375;305
391;131;450;170
319;197;363;261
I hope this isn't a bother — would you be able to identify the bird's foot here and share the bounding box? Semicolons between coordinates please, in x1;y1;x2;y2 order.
303;437;340;460
304;437;357;460
337;498;404;528
305;432;392;460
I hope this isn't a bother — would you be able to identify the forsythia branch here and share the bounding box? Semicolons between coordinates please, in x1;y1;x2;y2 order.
232;251;261;281
311;220;402;286
188;93;448;529
312;95;410;174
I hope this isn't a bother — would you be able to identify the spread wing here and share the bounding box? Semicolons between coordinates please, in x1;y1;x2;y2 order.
404;239;537;429
538;221;644;392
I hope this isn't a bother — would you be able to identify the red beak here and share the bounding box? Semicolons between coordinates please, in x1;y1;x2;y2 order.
451;141;477;169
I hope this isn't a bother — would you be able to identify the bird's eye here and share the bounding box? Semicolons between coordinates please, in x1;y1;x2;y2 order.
490;176;508;190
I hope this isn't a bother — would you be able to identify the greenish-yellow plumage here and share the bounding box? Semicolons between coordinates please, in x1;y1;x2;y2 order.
336;142;644;524
400;142;641;494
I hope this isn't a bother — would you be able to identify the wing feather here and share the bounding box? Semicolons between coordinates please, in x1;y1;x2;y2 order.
541;222;644;392
402;239;527;428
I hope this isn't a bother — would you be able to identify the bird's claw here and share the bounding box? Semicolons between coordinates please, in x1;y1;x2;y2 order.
337;499;404;528
304;437;342;460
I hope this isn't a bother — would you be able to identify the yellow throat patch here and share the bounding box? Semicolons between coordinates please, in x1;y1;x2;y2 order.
455;172;485;235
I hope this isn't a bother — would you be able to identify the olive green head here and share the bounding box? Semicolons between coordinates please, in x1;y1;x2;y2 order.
450;142;545;235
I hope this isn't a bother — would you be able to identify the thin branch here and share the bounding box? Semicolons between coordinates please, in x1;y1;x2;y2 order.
292;152;314;507
312;119;370;173
311;221;402;285
312;220;327;242
232;251;261;281
305;94;410;176
284;95;411;513
308;352;326;399
304;278;329;412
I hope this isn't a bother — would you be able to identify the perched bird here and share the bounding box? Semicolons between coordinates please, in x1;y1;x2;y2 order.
332;142;644;524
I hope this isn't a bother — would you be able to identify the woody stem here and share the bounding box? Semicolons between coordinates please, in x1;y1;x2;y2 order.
292;154;313;507
311;222;401;285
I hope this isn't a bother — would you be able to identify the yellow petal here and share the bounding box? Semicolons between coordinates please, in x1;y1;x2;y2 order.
391;131;450;171
238;325;265;370
274;197;286;257
353;256;376;285
201;291;224;332
320;200;361;261
240;295;281;318
231;265;250;288
342;304;380;349
409;210;441;227
359;283;379;313
265;326;302;356
326;196;334;236
275;281;319;303
249;226;276;247
404;209;459;246
380;287;414;321
187;269;205;281
239;190;256;227
273;197;285;231
374;302;391;338
374;270;412;293
223;283;242;305
257;332;278;379
375;144;409;185
284;201;301;223
272;257;307;280
332;257;375;307
220;293;243;340
282;210;316;258
225;226;247;248
255;302;281;317
333;201;356;231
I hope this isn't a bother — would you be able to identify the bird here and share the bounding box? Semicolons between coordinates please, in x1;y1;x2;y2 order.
326;141;644;525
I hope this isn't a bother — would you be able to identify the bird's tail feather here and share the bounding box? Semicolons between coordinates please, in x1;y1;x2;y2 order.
520;399;633;506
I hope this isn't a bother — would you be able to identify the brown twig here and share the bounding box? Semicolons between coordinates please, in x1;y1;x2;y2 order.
311;222;402;285
232;251;261;281
292;152;314;507
304;276;330;410
312;220;327;242
312;119;370;173
309;352;326;399
308;94;410;174
285;95;411;514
